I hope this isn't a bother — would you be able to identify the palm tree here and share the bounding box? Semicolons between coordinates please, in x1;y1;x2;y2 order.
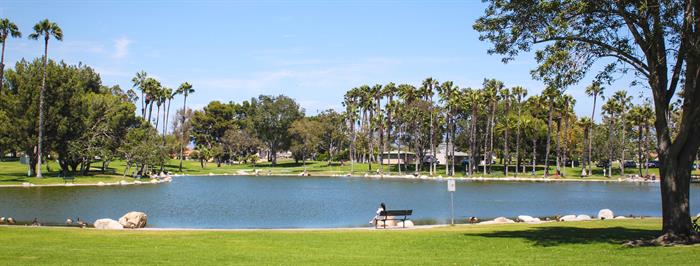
342;88;360;174
132;71;148;117
438;81;458;176
464;88;482;176
371;84;383;173
639;104;654;176
613;90;632;176
143;78;161;124
584;82;604;176
163;87;175;138
602;99;620;177
483;79;503;174
511;86;527;176
381;83;396;174
0;18;21;94
420;78;438;175
578;117;594;176
154;86;167;131
176;82;194;172
559;94;575;177
499;87;513;176
397;84;419;174
542;86;560;178
28;19;62;178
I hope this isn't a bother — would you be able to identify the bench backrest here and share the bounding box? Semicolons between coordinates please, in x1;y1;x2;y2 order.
380;210;412;216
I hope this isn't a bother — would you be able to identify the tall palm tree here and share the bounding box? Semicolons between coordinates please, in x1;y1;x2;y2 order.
559;94;575;177
143;78;161;124
163;87;175;138
578;117;594;176
420;78;438;175
499;87;513;176
542;86;560;178
342;88;360;174
464;88;482;176
176;82;194;172
613;90;632;176
28;19;62;178
397;84;419;174
154;86;167;131
483;79;503;174
438;81;458;176
371;84;383;173
0;18;21;94
584;82;604;176
381;83;396;174
132;71;148;117
511;86;527;176
602;99;620;177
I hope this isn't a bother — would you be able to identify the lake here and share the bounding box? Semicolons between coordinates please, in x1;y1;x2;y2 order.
1;175;698;228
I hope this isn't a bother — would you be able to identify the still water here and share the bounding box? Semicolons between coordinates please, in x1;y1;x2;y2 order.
0;175;698;228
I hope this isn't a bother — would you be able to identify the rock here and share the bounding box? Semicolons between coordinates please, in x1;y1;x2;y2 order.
614;216;628;219
396;220;414;228
598;209;614;220
696;213;700;218
97;182;105;186
94;219;123;230
118;212;148;228
559;215;577;222
576;214;592;221
517;215;536;223
493;217;515;223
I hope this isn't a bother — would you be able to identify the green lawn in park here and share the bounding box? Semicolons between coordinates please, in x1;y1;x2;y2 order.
2;158;698;185
0;219;697;265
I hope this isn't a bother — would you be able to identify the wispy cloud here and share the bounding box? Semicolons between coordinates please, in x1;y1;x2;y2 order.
113;37;131;59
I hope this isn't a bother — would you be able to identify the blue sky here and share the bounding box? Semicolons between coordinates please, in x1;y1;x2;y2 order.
2;0;644;118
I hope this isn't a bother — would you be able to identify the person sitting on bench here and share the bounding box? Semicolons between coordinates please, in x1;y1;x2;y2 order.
369;202;386;225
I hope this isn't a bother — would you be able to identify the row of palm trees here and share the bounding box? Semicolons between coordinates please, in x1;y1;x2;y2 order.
342;77;656;178
130;72;194;172
1;18;62;177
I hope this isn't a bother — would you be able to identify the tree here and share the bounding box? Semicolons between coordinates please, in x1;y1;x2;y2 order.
512;86;528;176
602;99;620;177
381;82;397;174
176;82;193;172
579;117;594;175
482;79;502;174
420;78;439;175
28;19;62;178
250;95;303;165
0;18;21;94
499;87;513;176
584;82;604;176
289;118;323;171
613;90;632;176
542;86;559;178
437;81;459;176
316;109;345;166
131;71;148;117
343;88;360;173
474;1;700;242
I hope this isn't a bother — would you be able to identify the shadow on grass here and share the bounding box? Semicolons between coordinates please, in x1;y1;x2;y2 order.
471;226;659;247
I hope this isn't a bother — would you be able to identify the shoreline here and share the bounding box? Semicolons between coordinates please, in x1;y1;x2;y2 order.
0;217;658;232
0;176;172;188
0;171;663;188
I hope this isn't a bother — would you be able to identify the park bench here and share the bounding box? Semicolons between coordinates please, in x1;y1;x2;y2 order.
62;176;75;184
375;210;413;229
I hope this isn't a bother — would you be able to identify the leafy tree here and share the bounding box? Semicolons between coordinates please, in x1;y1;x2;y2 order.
28;19;62;178
0;18;22;94
289;118;323;170
584;82;604;175
250;95;303;165
474;0;700;242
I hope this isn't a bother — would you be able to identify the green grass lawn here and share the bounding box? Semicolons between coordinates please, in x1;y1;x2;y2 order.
0;219;697;265
2;158;699;185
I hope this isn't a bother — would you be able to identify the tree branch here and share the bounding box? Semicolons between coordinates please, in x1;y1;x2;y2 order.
535;36;649;75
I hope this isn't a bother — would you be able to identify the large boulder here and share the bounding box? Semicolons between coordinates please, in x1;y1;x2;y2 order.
94;219;123;230
559;215;577;222
614;216;628;219
493;217;515;223
576;214;592;221
517;215;536;223
118;212;148;229
396;220;414;228
598;209;614;220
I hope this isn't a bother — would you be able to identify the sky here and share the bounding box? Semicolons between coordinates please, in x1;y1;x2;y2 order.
1;0;646;119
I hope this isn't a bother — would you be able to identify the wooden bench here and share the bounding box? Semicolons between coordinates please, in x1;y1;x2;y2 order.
375;210;413;229
62;176;75;184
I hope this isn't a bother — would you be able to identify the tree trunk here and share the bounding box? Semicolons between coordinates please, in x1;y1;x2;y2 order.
504;102;510;177
620;108;627;176
532;138;537;175
556;116;562;176
179;95;188;172
0;39;6;94
36;37;50;178
608;119;615;177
